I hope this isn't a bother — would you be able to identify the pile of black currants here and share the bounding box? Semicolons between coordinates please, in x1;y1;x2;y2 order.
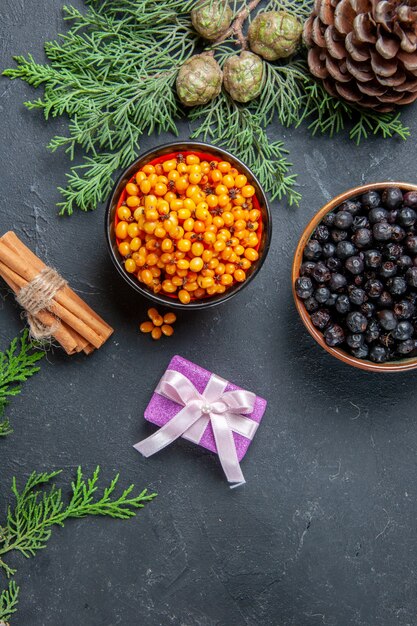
295;187;417;363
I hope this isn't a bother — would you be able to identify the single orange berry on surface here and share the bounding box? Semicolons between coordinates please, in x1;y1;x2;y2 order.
140;321;154;333
153;315;164;327
151;326;162;340
161;324;174;337
163;312;177;324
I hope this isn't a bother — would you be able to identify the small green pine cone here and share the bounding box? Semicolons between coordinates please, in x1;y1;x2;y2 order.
191;0;233;41
248;10;302;61
176;54;223;107
223;51;264;103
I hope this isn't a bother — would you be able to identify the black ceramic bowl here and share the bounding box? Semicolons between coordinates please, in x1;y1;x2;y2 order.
105;141;272;310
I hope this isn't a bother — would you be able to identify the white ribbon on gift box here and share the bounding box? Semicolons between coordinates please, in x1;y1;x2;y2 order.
134;369;258;488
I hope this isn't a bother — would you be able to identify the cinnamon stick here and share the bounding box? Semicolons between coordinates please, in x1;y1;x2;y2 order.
0;231;113;354
0;233;112;344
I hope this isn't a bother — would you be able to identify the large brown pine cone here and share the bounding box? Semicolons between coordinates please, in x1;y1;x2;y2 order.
304;0;417;112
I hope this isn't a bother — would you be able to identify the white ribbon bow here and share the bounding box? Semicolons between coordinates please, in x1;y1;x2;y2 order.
134;369;258;488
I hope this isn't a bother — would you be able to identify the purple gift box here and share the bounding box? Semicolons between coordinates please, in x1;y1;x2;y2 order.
144;355;267;461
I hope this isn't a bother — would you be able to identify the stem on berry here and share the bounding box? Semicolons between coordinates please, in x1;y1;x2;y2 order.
213;0;262;48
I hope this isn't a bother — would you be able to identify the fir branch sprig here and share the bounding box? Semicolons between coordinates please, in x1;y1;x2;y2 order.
0;331;44;438
0;467;156;578
3;0;413;214
0;581;19;624
190;91;300;204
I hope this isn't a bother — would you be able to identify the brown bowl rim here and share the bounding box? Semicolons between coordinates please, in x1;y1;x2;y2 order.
292;181;417;373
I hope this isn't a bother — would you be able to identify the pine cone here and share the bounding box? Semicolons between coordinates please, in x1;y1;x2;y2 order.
176;54;223;107
223;52;265;102
248;11;303;61
191;0;233;41
304;0;417;112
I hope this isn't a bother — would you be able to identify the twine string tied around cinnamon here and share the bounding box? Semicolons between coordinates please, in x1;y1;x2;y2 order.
16;266;67;340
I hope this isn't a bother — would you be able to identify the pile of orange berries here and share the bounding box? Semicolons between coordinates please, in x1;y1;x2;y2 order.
140;308;176;340
115;152;261;304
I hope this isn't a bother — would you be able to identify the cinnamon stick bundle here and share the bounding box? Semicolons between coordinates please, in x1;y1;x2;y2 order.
0;231;113;355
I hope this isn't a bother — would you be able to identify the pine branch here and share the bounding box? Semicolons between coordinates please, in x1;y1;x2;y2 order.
0;331;44;438
0;467;156;577
0;581;19;624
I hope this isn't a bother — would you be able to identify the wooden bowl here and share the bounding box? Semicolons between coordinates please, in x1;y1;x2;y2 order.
292;182;417;373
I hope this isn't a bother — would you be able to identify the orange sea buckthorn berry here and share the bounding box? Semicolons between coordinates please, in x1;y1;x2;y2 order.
126;182;139;196
127;223;139;238
164;312;177;325
234;269;246;282
140;179;152;195
177;258;190;270
191;242;204;256
212;216;225;229
151;326;162;340
206;194;218;208
198;276;215;289
140;321;154;333
147;307;159;320
242;185;255;198
203;231;216;245
170;198;183;212
153;314;164;327
245;248;259;261
163;159;177;173
161;238;173;252
148;173;158;187
211;169;223;183
117;206;131;220
142;164;155;175
183;218;195;232
234;175;247;189
130;238;142;252
116;221;128;239
135;171;147;184
161;324;174;336
189;171;202;185
178;289;191;304
194;220;205;233
141;269;153;285
218;161;231;173
126;195;140;208
177;238;192;252
190;257;204;272
214;239;226;252
186;154;200;165
165;191;177;203
215;184;228;196
154;182;168;196
162;279;177;293
220;273;233;286
218;194;230;208
222;174;235;189
118;242;131;257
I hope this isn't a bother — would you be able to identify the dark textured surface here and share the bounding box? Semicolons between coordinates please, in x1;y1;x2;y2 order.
1;2;417;625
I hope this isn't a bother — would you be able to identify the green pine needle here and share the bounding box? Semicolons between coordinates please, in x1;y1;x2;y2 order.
2;0;413;214
0;467;156;578
0;581;19;623
0;331;44;438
